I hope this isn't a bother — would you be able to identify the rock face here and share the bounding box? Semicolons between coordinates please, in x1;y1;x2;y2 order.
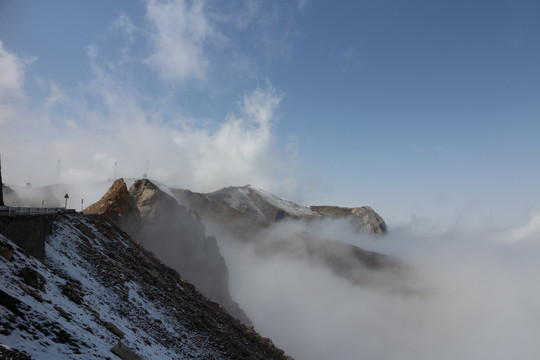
84;179;250;324
310;205;387;234
83;179;136;227
0;214;291;359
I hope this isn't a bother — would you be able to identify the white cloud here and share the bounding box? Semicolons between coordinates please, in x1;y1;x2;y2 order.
111;13;137;43
0;41;39;127
501;212;540;243
44;81;68;109
0;40;27;98
145;0;215;83
170;84;284;191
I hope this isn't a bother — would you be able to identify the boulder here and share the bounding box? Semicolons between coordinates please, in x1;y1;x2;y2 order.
104;322;125;339
111;342;144;360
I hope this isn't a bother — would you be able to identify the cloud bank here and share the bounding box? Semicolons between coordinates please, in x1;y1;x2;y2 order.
214;217;540;360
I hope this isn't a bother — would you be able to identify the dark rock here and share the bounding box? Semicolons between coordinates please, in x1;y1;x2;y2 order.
17;267;46;292
19;285;44;302
104;322;125;339
54;305;71;321
51;329;72;344
0;345;32;360
0;240;14;261
61;282;83;305
110;342;144;360
0;289;24;317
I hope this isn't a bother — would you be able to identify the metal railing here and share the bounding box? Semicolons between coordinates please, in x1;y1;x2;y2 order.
0;206;76;216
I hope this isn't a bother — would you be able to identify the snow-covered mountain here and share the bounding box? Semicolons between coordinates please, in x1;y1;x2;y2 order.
172;184;387;235
0;214;290;359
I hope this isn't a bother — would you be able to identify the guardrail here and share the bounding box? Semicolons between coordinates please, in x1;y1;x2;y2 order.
0;206;76;216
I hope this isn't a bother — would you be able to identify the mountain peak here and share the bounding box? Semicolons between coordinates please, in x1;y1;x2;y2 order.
83;178;133;225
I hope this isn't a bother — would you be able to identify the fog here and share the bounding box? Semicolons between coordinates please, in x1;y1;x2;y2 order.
212;216;540;360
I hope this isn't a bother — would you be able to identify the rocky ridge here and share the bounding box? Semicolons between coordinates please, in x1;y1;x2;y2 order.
309;205;387;234
0;214;290;359
172;185;387;235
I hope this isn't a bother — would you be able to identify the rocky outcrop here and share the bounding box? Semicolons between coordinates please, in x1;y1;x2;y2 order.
310;205;387;234
84;179;250;324
111;342;144;360
0;345;31;360
82;179;137;228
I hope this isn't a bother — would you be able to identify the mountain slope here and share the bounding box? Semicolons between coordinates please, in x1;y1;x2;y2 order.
84;179;250;324
0;214;290;359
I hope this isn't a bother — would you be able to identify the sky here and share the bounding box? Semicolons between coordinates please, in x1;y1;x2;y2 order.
0;0;539;227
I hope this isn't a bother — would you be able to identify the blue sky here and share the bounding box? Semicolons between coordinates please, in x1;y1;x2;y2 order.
0;0;539;227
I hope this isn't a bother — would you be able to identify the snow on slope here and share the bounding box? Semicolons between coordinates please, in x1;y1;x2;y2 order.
0;214;290;359
246;186;318;218
208;185;318;221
